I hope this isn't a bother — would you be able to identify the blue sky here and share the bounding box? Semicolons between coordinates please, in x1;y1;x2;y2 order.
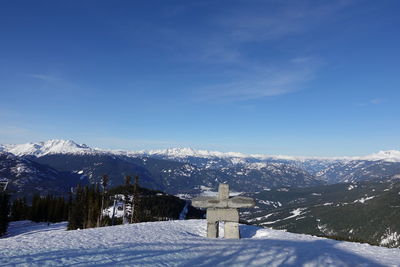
1;0;399;156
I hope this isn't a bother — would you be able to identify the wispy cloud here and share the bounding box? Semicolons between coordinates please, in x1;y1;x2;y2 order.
195;57;319;102
29;74;59;83
0;126;31;136
27;73;93;98
218;1;354;43
153;1;353;64
91;137;182;151
357;98;386;106
28;73;74;88
115;1;353;102
370;98;385;105
147;2;349;102
0;125;44;145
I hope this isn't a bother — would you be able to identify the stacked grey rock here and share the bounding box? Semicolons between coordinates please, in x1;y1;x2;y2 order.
192;183;255;239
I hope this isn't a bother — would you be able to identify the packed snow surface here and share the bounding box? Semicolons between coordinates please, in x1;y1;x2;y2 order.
1;220;399;266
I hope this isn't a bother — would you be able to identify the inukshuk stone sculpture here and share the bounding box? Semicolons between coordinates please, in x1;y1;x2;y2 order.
192;183;255;239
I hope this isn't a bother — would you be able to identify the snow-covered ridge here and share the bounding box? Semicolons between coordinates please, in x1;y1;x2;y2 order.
149;147;248;158
1;139;400;162
0;139;97;157
357;150;400;162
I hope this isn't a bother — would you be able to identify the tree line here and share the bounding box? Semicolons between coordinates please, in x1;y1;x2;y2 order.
66;175;204;230
1;174;203;236
11;195;69;223
0;192;10;237
67;175;142;230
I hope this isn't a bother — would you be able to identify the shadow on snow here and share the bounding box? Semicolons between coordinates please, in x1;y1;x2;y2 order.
0;224;386;266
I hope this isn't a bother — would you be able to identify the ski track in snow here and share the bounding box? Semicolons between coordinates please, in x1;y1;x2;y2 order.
178;201;189;220
1;220;400;266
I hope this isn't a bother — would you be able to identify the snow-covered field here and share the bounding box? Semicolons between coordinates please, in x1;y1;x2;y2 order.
1;220;399;266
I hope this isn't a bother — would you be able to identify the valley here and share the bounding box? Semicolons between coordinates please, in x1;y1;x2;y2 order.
1;139;400;247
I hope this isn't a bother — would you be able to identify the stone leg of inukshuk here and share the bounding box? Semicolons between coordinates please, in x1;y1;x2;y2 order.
207;208;239;239
192;183;255;239
207;220;219;238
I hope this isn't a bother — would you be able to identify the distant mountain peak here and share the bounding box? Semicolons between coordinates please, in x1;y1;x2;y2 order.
1;139;95;157
145;147;248;159
360;150;400;162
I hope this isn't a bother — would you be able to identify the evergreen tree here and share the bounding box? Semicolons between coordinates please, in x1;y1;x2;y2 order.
11;197;29;221
0;192;10;237
26;194;68;223
68;185;84;230
131;175;141;223
123;175;131;224
30;194;41;222
99;174;109;227
85;185;102;228
68;185;103;230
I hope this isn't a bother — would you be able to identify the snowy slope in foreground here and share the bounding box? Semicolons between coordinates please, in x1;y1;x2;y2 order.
1;220;399;266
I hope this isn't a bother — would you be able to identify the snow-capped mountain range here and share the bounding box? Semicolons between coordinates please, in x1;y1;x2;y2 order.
2;139;400;198
2;140;400;248
1;139;400;162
